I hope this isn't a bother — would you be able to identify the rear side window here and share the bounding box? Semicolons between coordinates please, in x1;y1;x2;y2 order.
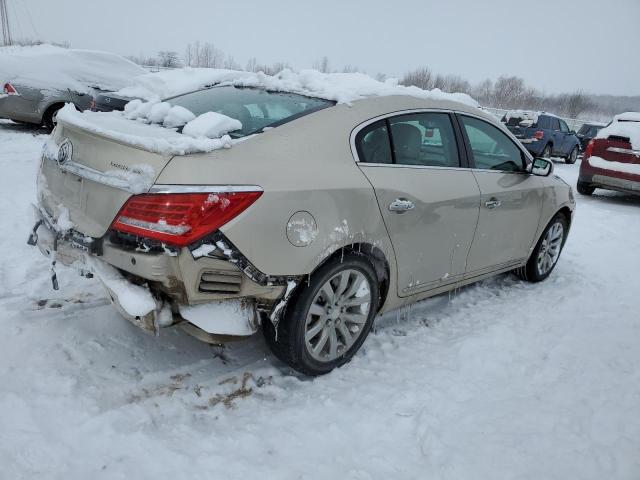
167;86;333;138
388;113;460;167
355;120;393;164
549;117;560;131
536;116;551;129
460;115;525;172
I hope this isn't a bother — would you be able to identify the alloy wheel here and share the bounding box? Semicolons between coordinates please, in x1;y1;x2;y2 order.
304;269;371;362
536;221;564;276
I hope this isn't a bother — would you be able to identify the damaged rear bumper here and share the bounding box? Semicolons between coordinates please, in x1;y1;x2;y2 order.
27;205;260;338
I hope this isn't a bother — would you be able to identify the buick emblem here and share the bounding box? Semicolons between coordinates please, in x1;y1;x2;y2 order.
57;139;73;165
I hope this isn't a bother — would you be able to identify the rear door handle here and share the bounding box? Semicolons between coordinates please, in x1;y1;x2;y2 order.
388;198;415;213
484;198;502;209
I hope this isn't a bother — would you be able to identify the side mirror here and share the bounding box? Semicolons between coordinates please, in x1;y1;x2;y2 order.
529;158;554;177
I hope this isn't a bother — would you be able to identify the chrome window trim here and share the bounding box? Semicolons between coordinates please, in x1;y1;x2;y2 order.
349;108;534;174
350;108;460;168
454;110;534;166
149;184;264;194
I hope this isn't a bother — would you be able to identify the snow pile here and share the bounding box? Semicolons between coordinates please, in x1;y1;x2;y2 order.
178;300;256;335
103;163;156;194
54;205;74;232
0;44;145;94
117;67;478;107
587;156;640;176
58;67;482;155
86;256;156;317
596;112;640;150
163;105;196;128
2;125;640;478
503;110;543;126
182;112;242;139
57;104;233;156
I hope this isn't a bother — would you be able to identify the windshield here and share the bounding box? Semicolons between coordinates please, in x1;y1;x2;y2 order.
167;86;334;138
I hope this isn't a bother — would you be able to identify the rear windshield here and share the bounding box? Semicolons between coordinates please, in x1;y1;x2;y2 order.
167;86;334;138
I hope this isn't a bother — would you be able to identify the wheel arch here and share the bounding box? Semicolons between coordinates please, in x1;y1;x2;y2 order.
41;101;67;125
308;242;391;314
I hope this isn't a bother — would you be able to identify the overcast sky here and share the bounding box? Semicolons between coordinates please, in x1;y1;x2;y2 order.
6;0;640;95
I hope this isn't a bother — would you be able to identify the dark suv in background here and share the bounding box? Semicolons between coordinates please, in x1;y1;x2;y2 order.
501;111;581;164
576;122;606;151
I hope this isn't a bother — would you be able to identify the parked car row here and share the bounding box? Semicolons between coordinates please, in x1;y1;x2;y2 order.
0;45;145;129
500;111;582;164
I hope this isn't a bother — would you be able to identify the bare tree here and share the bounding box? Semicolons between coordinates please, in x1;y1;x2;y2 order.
223;55;241;70
245;57;257;72
400;67;434;90
158;51;180;68
562;90;594;118
341;64;359;73
313;56;330;73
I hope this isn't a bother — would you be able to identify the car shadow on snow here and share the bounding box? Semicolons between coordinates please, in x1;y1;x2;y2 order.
56;269;553;413
0;119;48;135
581;190;640;208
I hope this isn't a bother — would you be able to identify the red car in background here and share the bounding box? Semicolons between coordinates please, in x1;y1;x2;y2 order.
578;112;640;196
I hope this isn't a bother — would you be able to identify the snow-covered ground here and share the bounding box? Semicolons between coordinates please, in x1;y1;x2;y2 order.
1;120;639;479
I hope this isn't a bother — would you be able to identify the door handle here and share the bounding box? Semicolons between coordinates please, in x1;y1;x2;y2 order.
388;198;415;213
484;198;502;209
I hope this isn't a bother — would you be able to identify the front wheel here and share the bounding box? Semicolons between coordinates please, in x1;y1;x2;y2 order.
263;254;379;376
577;181;595;195
516;213;568;282
566;147;578;164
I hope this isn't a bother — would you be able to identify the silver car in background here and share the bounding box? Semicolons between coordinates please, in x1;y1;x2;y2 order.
30;87;575;375
0;46;145;129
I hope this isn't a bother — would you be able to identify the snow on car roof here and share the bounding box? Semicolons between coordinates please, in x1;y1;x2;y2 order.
0;44;146;94
503;110;560;123
596;111;640;149
57;67;481;156
613;112;640;123
117;67;478;107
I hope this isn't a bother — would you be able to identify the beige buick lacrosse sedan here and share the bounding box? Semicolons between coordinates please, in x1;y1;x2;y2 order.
29;85;575;375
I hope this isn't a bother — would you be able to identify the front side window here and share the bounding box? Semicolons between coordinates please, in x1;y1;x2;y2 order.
388;113;460;167
355;120;393;164
167;86;333;138
460;115;525;172
559;120;569;133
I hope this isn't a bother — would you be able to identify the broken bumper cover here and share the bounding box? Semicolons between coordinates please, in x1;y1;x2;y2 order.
27;205;259;338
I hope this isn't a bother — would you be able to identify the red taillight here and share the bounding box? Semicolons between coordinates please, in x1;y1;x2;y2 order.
3;83;18;95
111;191;262;247
533;130;544;140
583;139;595;160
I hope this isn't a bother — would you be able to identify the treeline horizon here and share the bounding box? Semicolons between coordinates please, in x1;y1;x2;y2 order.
6;39;636;121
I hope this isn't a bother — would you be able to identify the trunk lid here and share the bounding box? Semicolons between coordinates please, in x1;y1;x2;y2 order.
38;121;173;238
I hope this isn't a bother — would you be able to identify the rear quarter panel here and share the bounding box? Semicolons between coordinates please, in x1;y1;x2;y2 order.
156;102;396;280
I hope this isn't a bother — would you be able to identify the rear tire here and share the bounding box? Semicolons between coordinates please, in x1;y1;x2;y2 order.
577;181;595;196
541;143;552;159
516;213;568;283
43;104;63;131
566;147;578;164
263;254;380;376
